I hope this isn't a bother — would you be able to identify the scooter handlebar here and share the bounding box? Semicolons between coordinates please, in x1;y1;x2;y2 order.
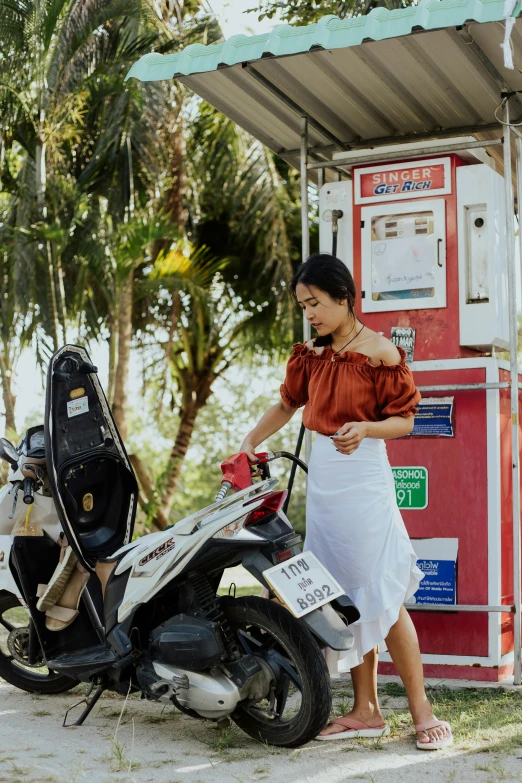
22;477;35;505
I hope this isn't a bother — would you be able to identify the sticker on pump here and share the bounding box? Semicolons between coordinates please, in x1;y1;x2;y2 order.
67;396;89;418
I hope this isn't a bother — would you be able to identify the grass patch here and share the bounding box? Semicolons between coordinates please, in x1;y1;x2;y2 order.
429;686;522;748
333;697;351;717
101;707;131;718
7;763;32;778
209;726;240;753
105;738;140;772
3;606;29;625
188;723;271;760
143;706;180;724
149;757;181;768
379;685;522;752
379;682;406;698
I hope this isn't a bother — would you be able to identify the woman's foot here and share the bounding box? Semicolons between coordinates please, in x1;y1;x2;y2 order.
411;702;452;747
318;708;386;738
415;719;453;750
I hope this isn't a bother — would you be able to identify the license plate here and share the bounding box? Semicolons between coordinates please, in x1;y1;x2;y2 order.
262;551;344;618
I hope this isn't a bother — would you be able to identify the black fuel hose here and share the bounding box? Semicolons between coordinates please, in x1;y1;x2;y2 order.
282;425;307;516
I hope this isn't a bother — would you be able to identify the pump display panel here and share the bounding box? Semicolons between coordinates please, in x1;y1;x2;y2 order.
370;211;435;302
361;199;446;313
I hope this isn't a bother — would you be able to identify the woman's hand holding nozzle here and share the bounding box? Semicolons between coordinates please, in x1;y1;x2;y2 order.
239;440;258;463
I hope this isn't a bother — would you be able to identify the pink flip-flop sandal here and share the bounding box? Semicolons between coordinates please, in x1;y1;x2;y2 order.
415;719;453;750
316;717;390;741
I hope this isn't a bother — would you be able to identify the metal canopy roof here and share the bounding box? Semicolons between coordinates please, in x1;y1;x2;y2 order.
127;0;522;178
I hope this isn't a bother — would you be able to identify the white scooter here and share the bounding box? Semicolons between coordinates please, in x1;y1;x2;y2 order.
0;345;358;747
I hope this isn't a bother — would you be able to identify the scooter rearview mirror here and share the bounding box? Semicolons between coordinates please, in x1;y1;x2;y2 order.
0;438;19;467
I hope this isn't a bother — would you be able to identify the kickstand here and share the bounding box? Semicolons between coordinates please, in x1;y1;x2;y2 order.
63;682;105;727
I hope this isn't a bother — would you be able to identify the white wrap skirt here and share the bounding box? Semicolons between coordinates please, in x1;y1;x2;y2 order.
304;433;423;676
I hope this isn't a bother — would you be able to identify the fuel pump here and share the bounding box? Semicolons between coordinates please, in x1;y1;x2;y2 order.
318;139;519;681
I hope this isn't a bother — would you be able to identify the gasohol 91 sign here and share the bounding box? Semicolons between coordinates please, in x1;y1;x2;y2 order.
392;466;428;509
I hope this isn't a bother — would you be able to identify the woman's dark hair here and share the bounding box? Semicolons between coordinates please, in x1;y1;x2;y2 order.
290;253;357;346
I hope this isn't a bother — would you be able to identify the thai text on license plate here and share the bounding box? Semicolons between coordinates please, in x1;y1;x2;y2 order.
262;551;344;618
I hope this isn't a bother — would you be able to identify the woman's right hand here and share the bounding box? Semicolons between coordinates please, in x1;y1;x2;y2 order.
239;439;257;463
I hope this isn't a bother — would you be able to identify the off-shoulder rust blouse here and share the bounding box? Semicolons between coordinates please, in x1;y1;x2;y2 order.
280;342;421;436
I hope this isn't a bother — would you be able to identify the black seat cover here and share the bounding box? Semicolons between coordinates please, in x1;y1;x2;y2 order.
44;345;138;570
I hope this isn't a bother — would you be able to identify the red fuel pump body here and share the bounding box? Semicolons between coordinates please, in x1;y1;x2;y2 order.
318;145;520;680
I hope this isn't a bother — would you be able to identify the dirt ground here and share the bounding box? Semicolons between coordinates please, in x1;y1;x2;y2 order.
2;673;522;783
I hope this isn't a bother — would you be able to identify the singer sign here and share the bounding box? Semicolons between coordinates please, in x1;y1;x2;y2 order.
354;157;451;204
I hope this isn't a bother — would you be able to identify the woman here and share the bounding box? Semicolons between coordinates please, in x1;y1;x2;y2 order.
239;253;452;750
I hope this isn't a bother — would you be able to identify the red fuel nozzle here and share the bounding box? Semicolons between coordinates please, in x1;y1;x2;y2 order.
219;451;273;494
252;452;270;463
220;453;254;493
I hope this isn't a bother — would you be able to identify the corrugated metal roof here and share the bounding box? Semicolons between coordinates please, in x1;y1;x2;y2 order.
127;0;522;180
127;0;522;80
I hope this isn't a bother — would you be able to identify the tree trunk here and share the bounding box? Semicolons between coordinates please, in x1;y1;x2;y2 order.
45;240;60;351
165;118;185;232
107;311;119;409
35;133;60;351
55;250;68;344
158;400;201;525
156;292;180;420
111;272;133;441
0;350;16;435
129;453;169;532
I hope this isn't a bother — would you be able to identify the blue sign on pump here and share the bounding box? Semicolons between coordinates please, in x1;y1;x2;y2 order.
406;539;458;607
411;396;454;437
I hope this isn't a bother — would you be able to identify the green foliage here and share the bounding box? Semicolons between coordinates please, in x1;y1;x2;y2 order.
250;0;415;26
127;359;307;536
0;0;177;355
183;101;306;355
0;0;310;510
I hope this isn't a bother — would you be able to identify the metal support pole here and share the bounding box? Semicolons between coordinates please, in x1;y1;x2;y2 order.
282;122;502;159
517;135;522;368
417;382;510;392
407;604;514;613
504;103;522;685
307;138;503;171
300;117;312;464
513;132;522;687
244;65;346;149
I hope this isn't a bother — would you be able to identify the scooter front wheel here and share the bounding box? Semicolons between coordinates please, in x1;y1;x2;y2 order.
0;591;77;694
221;595;332;747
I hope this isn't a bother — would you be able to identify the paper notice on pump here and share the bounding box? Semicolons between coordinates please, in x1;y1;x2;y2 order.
407;538;458;606
371;234;436;294
67;396;89;418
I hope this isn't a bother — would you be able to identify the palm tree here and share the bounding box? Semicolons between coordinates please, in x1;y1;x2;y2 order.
184;102;304;352
127;103;305;529
0;0;178;437
0;0;125;347
71;1;221;437
0;244;20;435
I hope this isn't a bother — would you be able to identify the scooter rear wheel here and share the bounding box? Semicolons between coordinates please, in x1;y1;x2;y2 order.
221;595;332;747
0;591;77;694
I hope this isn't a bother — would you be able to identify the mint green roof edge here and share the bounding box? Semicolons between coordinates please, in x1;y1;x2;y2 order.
126;0;522;82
